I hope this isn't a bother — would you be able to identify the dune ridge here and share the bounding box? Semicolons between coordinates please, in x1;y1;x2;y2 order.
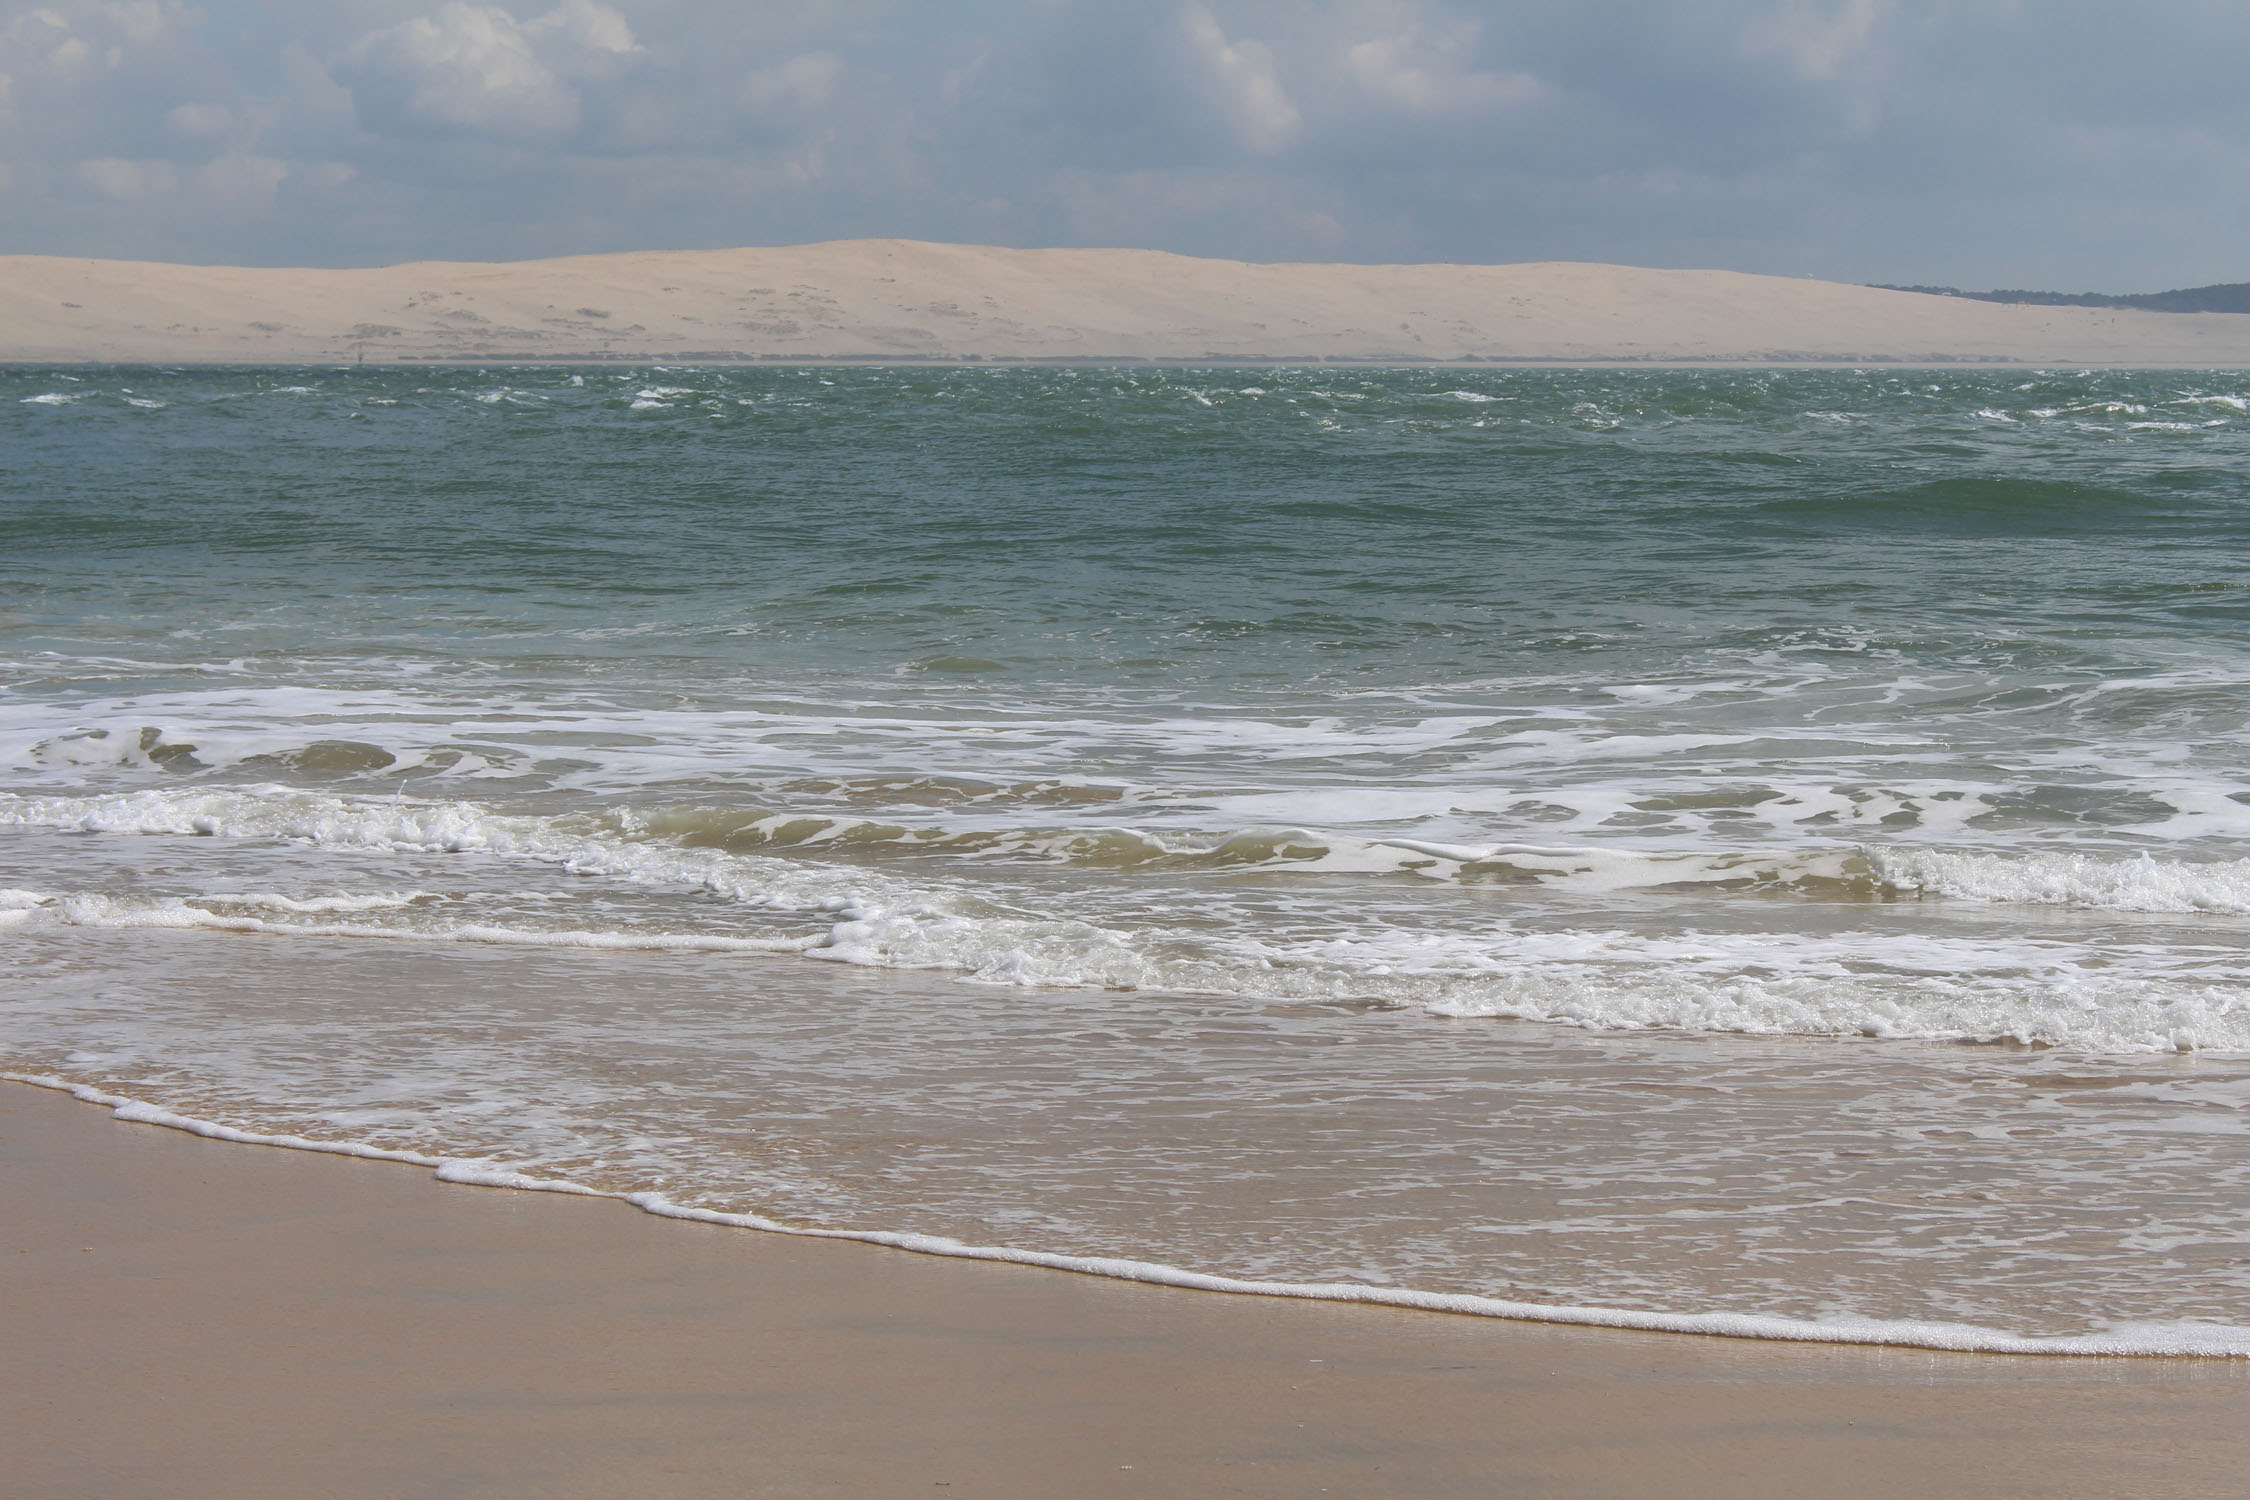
4;238;2248;366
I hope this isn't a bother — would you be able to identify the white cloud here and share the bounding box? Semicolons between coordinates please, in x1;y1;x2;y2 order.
163;98;228;141
3;0;188;69
0;1;226;170
746;52;842;114
63;146;293;207
1181;5;1299;154
73;153;170;198
1051;163;1343;255
1740;0;1892;82
525;0;638;59
1343;29;1544;116
1;1;2247;290
289;158;356;195
340;2;646;143
199;149;288;203
92;1;172;46
0;5;73;74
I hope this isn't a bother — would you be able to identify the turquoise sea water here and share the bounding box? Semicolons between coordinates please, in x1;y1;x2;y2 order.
5;364;2249;1351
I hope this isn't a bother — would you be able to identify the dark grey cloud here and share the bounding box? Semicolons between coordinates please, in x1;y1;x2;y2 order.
1;0;2245;287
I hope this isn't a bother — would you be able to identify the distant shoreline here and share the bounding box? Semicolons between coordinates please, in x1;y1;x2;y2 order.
3;356;2070;368
1871;281;2250;315
14;358;2249;372
6;240;2248;367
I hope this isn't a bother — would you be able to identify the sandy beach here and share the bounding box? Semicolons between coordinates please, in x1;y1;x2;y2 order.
12;8;2250;1496
4;240;2249;367
2;1079;2242;1499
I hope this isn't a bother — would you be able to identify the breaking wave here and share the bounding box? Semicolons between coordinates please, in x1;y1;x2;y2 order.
7;787;2249;1053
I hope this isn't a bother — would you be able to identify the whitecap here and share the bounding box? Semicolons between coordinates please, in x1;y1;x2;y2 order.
10;788;2250;1055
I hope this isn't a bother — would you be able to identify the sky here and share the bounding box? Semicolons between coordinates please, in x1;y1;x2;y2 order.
2;0;2247;288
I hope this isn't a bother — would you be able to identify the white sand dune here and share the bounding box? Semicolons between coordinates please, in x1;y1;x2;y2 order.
3;239;2245;366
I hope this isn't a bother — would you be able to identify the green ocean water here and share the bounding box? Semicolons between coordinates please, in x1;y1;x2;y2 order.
5;363;2249;1351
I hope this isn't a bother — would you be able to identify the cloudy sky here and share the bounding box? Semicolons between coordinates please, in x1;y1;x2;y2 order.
3;0;2246;288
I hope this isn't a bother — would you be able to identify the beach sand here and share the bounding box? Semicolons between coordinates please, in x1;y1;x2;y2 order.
5;239;2250;367
2;1079;2242;1499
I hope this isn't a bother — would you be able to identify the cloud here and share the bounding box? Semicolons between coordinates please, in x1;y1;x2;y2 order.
745;51;842;115
1180;5;1299;153
526;0;638;58
1341;31;1539;117
73;153;168;200
0;0;241;159
1048;164;1345;258
333;0;640;146
339;3;590;142
1739;0;1891;82
1;1;2249;290
162;99;229;142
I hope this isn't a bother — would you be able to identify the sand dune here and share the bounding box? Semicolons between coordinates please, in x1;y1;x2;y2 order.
3;238;2247;365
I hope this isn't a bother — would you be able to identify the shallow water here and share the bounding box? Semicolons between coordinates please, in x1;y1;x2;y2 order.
5;363;2249;1350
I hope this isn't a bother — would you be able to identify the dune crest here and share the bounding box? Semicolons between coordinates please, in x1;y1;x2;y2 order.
4;239;2247;365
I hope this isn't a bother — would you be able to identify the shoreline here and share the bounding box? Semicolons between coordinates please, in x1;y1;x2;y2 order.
13;357;2250;374
18;361;2250;371
4;1079;2244;1499
10;1071;2241;1361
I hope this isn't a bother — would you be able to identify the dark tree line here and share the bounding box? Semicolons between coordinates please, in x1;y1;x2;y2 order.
1872;282;2250;314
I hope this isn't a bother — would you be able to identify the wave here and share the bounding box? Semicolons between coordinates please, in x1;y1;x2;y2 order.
1760;476;2182;534
15;786;2250;910
6;788;2250;1053
11;1074;2245;1359
13;879;2245;1053
650;804;1879;888
0;889;817;956
1868;845;2250;914
665;807;2250;913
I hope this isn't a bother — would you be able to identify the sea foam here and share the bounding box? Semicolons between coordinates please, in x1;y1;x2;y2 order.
7;787;2249;1054
10;1073;2245;1359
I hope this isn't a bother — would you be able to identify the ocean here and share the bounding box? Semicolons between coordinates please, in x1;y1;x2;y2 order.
4;363;2248;1354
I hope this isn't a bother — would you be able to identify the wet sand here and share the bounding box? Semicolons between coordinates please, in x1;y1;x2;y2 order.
6;239;2250;366
1;1080;2241;1498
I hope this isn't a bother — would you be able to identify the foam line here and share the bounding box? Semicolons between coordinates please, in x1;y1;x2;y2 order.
10;1073;2245;1360
16;785;2250;914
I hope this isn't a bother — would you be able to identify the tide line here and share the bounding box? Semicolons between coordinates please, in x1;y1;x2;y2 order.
8;1072;2245;1360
